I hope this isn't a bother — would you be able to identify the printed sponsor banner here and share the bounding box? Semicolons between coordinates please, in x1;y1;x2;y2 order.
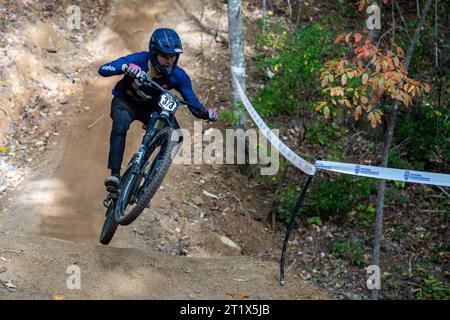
315;160;450;187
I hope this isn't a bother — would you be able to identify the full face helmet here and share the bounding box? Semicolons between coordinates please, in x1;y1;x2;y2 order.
148;28;183;77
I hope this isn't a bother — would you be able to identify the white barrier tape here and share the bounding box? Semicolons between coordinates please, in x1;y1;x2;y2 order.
231;74;449;185
231;65;246;75
315;160;450;187
232;74;316;175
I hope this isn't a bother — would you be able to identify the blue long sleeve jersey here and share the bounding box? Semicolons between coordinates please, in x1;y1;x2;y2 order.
98;51;207;119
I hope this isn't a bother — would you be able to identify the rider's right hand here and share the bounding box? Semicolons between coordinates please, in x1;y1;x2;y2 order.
122;63;142;78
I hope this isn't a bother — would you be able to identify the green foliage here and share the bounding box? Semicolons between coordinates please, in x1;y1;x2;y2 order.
301;175;376;217
276;175;375;222
306;119;347;159
220;108;240;124
307;216;323;227
386;186;409;206
221;101;248;126
181;195;190;205
388;150;409;170
415;275;450;300
276;184;299;221
390;221;411;238
396;93;450;171
332;240;365;266
254;20;338;116
393;180;406;189
354;203;376;228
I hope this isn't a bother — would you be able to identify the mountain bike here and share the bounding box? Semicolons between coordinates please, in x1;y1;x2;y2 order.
99;72;209;245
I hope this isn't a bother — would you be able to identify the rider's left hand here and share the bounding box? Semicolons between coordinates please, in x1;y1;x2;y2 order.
207;108;219;122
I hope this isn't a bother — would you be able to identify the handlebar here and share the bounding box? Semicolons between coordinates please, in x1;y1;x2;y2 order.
138;71;209;119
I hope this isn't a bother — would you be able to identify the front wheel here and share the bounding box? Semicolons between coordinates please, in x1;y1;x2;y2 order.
99;205;118;245
116;127;179;226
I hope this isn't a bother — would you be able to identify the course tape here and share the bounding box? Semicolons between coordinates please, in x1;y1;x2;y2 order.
232;74;317;175
232;74;450;186
315;160;450;187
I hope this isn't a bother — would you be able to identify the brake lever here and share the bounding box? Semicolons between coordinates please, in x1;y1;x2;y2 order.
138;72;166;93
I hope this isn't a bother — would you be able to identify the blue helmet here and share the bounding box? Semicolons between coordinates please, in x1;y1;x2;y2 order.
148;28;183;77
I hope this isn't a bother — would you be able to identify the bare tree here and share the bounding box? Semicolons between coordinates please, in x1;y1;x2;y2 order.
228;0;254;176
371;0;434;300
228;0;247;128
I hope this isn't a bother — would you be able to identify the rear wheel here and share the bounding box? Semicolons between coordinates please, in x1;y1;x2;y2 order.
116;127;178;226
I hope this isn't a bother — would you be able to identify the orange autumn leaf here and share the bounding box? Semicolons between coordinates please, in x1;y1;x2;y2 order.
354;33;363;43
345;32;352;43
315;101;326;111
335;34;345;44
396;46;405;57
360;95;369;104
354;106;363;120
362;73;369;85
368;112;378;128
227;291;250;299
358;0;366;11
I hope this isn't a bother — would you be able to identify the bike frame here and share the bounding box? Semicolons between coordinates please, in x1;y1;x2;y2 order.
128;72;205;177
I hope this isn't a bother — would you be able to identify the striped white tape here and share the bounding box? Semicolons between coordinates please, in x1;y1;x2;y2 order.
232;74;316;175
315;160;450;187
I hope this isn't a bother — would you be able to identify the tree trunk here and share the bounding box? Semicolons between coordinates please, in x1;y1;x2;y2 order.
371;0;433;300
442;13;450;73
228;0;253;176
228;0;247;128
366;0;382;41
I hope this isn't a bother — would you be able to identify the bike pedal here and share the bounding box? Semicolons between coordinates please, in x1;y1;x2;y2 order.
109;192;118;199
106;185;118;193
103;198;111;208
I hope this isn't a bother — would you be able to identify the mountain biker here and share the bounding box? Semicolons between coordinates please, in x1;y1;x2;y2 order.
98;28;219;191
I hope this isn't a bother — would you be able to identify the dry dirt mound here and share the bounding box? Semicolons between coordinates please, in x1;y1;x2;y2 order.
0;234;328;299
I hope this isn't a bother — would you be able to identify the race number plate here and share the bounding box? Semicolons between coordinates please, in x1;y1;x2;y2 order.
158;93;177;112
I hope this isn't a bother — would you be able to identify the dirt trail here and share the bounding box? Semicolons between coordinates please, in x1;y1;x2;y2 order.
0;0;330;299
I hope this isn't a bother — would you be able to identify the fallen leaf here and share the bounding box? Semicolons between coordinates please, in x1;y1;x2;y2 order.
232;278;249;282
53;295;65;300
227;291;250;299
192;196;204;206
362;73;369;85
202;190;219;199
3;280;17;292
209;201;220;210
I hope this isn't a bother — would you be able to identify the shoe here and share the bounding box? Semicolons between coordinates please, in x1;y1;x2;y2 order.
104;174;120;193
